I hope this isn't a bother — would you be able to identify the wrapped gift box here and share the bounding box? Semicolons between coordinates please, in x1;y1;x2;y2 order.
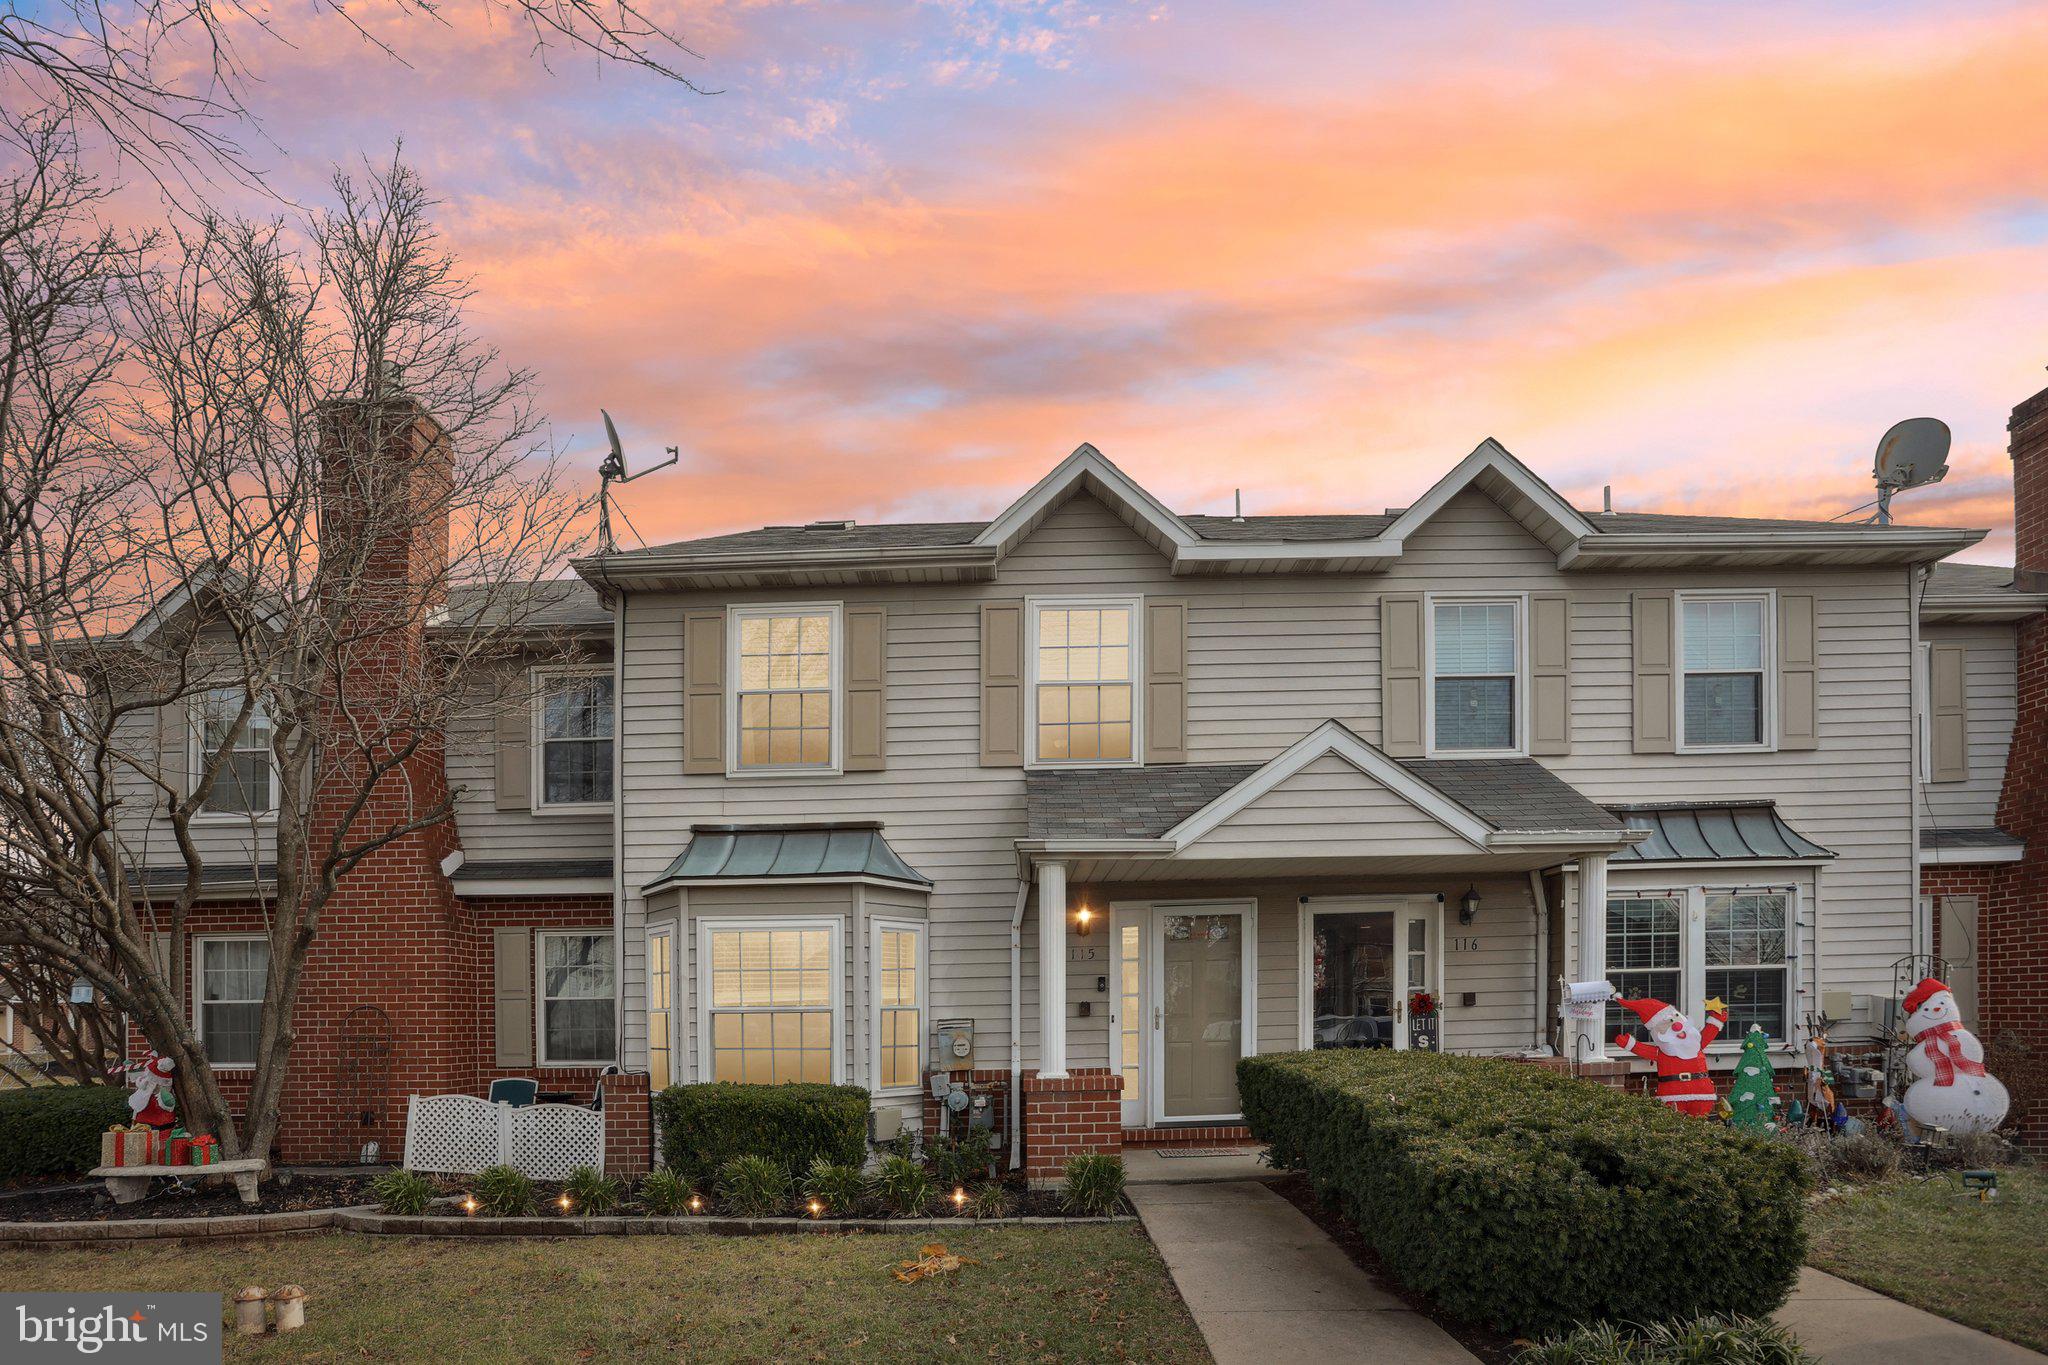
166;1131;192;1166
189;1136;218;1166
116;1128;152;1167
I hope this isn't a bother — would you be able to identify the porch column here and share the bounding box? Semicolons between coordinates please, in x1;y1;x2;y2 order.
1576;852;1609;1061
1037;860;1069;1079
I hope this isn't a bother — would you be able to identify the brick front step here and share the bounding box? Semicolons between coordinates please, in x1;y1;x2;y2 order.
1122;1125;1255;1148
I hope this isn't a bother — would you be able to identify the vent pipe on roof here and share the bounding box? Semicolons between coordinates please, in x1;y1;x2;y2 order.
1601;485;1615;517
804;519;855;532
1232;489;1244;524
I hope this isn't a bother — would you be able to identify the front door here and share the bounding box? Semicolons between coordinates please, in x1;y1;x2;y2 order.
1149;901;1256;1122
1301;897;1441;1053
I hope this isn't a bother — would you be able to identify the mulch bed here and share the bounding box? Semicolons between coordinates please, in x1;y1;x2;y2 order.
0;1172;381;1223
1271;1173;1522;1365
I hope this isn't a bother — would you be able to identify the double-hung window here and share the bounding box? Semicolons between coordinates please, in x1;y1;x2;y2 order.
731;606;840;773
1605;887;1794;1045
196;936;267;1067
701;921;838;1084
193;689;275;816
871;921;925;1093
646;926;673;1091
1029;599;1139;766
534;670;614;808
538;931;616;1065
1430;598;1520;753
1678;594;1770;749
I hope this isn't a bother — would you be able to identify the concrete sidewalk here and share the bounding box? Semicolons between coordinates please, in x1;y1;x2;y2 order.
1777;1268;2047;1364
1128;1180;1477;1364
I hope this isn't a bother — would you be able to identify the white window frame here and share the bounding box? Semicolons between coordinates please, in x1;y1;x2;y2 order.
535;929;618;1068
1423;593;1527;759
869;918;927;1097
1604;883;1800;1051
695;915;846;1085
529;665;616;814
192;933;268;1070
1675;589;1776;754
646;923;675;1092
726;602;845;778
188;688;280;822
1024;594;1144;770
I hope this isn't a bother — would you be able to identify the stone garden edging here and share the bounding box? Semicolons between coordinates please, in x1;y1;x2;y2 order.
0;1205;1133;1244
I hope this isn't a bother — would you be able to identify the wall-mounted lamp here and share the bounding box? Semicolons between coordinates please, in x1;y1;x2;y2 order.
1073;906;1096;936
1458;885;1481;926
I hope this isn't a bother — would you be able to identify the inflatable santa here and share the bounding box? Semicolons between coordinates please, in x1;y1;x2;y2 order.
1900;977;2008;1135
125;1051;177;1130
1612;995;1728;1116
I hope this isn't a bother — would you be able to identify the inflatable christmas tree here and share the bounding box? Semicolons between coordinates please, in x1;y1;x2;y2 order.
1727;1025;1778;1130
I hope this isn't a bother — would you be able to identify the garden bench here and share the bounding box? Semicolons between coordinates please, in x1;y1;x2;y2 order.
88;1158;267;1206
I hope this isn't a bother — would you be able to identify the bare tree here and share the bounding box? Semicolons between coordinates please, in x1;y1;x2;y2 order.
0;129;588;1157
1;0;709;181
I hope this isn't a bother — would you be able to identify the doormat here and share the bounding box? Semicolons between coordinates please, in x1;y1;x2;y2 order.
1152;1148;1256;1159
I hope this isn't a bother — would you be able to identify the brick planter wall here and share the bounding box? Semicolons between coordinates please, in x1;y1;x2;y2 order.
1021;1068;1121;1183
602;1072;652;1178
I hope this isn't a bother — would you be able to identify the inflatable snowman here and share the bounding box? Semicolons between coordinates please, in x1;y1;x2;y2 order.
1899;977;2008;1135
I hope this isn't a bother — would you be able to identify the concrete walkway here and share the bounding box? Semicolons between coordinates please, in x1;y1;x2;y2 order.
1128;1180;1478;1364
1777;1268;2047;1365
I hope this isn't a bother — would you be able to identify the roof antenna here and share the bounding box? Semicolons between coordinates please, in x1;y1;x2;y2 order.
1233;489;1245;524
597;409;679;554
1870;418;1950;525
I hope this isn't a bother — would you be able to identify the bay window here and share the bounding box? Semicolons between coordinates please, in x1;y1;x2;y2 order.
731;606;840;773
1029;599;1139;766
1430;598;1520;754
1678;594;1770;749
1704;891;1791;1040
538;931;616;1064
871;921;925;1093
1605;886;1795;1046
701;921;838;1084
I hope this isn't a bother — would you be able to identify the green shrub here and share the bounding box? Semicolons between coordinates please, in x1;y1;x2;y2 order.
1060;1153;1126;1216
1517;1315;1815;1363
471;1164;536;1217
0;1086;129;1179
370;1169;436;1216
716;1155;791;1216
1239;1051;1809;1336
652;1083;869;1185
804;1158;867;1216
638;1168;691;1216
927;1130;997;1188
869;1154;933;1216
968;1183;1013;1220
563;1165;623;1215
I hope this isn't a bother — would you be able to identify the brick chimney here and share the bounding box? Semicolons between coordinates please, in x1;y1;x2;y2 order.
2012;384;2048;592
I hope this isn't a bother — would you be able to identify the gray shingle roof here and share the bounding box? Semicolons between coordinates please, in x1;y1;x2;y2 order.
1608;804;1834;862
648;823;930;888
1025;756;1624;841
1926;563;2032;599
440;578;610;629
1920;826;2023;851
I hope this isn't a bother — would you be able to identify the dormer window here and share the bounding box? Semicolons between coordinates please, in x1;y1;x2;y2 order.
1027;598;1140;766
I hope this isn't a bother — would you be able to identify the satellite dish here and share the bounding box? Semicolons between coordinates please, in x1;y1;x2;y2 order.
600;408;628;480
1874;418;1949;491
593;409;680;553
1870;417;1949;525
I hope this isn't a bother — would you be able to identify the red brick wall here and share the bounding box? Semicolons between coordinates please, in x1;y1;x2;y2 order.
601;1071;651;1177
462;897;615;1103
1021;1068;1121;1182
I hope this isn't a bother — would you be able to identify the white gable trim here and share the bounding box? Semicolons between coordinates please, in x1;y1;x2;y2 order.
1163;720;1493;851
1378;439;1595;549
974;443;1196;557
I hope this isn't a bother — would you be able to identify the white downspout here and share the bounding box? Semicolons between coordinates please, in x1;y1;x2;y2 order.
612;590;627;1075
1007;878;1028;1171
1528;869;1549;1052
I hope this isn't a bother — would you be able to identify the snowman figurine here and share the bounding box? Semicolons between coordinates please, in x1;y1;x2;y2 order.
1899;977;2008;1135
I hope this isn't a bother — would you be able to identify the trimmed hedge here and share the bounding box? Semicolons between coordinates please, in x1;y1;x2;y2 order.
0;1086;130;1180
652;1082;868;1185
1239;1051;1808;1336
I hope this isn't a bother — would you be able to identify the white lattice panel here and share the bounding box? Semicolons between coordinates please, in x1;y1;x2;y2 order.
507;1104;605;1181
404;1094;500;1176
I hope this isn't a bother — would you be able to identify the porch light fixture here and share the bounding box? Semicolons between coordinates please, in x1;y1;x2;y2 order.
1073;906;1095;936
1458;885;1481;926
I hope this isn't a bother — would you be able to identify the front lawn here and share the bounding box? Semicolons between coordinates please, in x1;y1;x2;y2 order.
0;1227;1207;1363
1806;1167;2047;1353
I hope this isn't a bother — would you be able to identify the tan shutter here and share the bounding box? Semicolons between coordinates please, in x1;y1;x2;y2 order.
1144;600;1189;764
1930;642;1968;782
494;676;532;812
158;697;189;803
1380;593;1424;757
1778;593;1820;752
980;602;1025;767
845;605;887;772
683;609;726;775
1631;592;1675;754
1529;593;1571;756
494;927;534;1067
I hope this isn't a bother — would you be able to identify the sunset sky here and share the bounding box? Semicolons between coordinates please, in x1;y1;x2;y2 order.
204;0;2048;561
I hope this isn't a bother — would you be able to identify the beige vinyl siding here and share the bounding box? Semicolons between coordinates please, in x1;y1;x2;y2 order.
445;663;614;862
1918;622;2017;833
1193;754;1479;859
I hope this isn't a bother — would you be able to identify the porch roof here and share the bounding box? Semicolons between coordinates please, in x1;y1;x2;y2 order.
1607;803;1834;862
645;822;932;891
